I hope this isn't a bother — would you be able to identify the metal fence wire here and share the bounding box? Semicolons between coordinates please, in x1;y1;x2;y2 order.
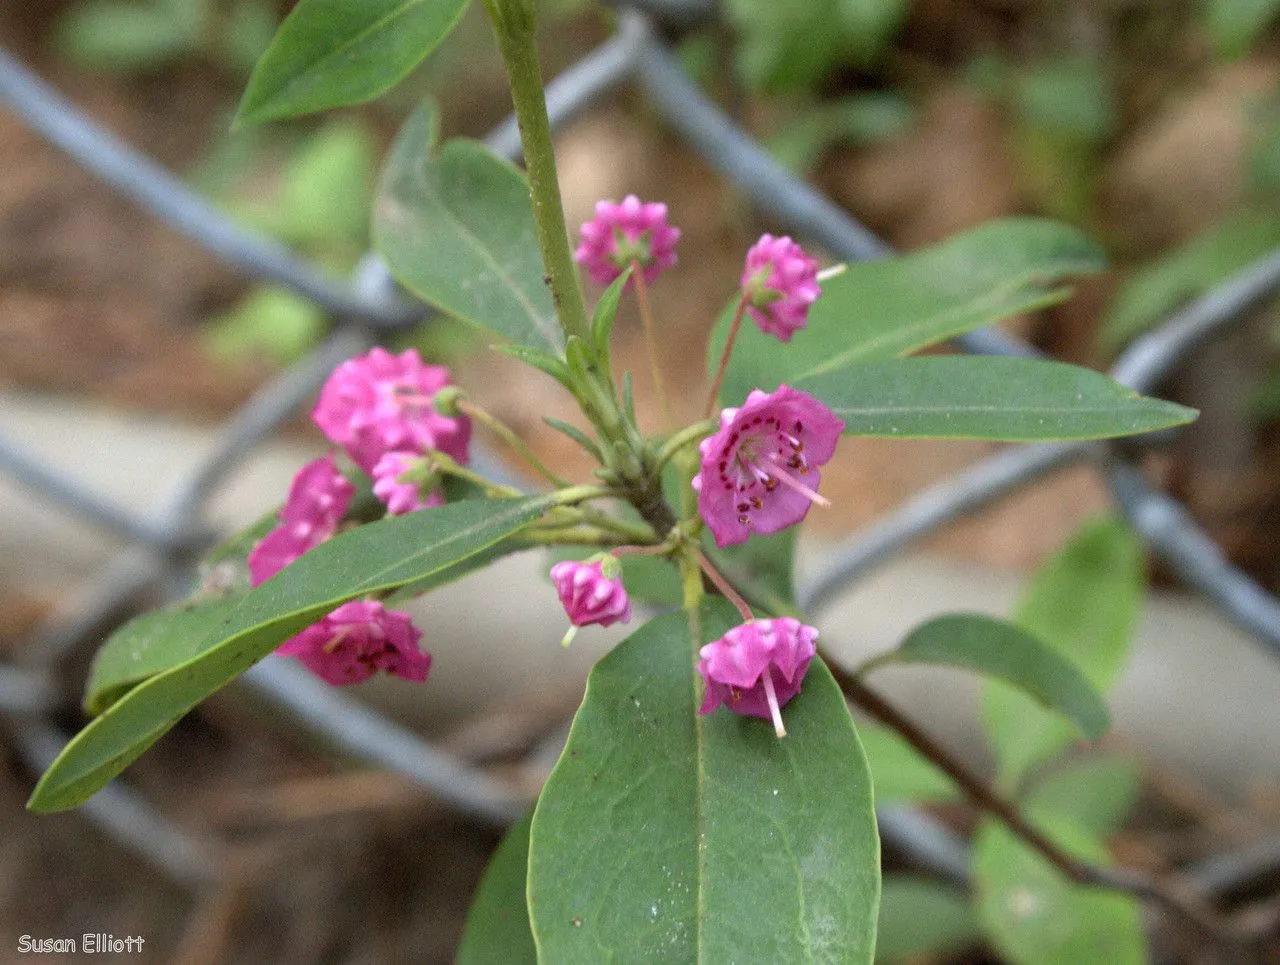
1;1;1278;915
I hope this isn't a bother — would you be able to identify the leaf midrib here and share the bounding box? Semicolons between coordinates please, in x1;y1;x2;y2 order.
418;160;559;350
268;0;431;107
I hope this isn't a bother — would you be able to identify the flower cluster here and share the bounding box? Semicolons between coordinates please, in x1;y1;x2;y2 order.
313;346;470;514
246;347;467;686
566;204;841;734
574;195;680;286
741;234;821;342
247;454;353;586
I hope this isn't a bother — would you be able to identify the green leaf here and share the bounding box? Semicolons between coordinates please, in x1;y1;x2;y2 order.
490;345;573;389
879;614;1109;740
726;0;906;92
875;877;979;964
707;219;1106;406
1102;213;1280;350
205;285;326;365
235;0;470;124
528;602;881;962
1022;755;1141;835
983;517;1144;788
768;93;914;173
55;2;197;72
590;267;631;359
1202;0;1280;58
973;816;1146;965
858;722;957;805
374;105;562;354
457;810;537;965
27;496;550;813
797;356;1196;441
84;592;246;716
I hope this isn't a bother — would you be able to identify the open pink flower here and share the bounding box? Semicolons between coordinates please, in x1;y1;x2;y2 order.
741;235;821;342
574;195;680;286
312;347;471;474
248;454;354;585
371;451;443;515
277;601;430;686
550;558;632;629
698;618;818;737
692;385;844;547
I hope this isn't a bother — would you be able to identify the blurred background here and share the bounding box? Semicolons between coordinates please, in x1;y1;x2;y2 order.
0;0;1278;961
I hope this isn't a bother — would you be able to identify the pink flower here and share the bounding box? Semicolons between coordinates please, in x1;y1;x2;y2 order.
277;601;430;686
574;195;680;286
692;385;844;547
741;234;821;342
372;451;443;515
698;618;818;737
312;347;471;474
549;558;632;646
248;454;354;585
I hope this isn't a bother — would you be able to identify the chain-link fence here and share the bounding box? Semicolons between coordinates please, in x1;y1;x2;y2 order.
2;0;1278;917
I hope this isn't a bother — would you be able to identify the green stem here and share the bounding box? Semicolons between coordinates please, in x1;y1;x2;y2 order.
552;483;619;505
653;419;718;474
458;399;569;487
428;453;523;498
484;1;590;344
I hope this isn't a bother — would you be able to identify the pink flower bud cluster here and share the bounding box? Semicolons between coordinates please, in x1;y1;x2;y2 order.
740;234;821;342
312;346;470;516
276;601;430;686
574;195;680;286
246;346;471;687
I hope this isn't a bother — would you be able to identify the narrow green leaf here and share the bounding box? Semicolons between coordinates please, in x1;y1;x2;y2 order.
28;497;550;813
235;0;470;124
375;105;562;353
973;817;1146;965
528;602;880;962
983;517;1144;787
55;2;196;72
858;722;957;805
708;219;1106;405
1022;755;1141;835
542;417;604;462
875;877;979;964
1202;0;1280;58
590;267;631;358
881;614;1109;740
1101;213;1280;350
798;356;1196;441
491;344;573;389
457;810;537;965
84;592;246;716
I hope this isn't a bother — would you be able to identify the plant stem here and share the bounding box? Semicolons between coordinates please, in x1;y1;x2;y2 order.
653;419;718;474
692;548;754;622
704;293;749;417
484;0;590;344
457;399;569;487
631;262;671;427
822;649;1249;944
